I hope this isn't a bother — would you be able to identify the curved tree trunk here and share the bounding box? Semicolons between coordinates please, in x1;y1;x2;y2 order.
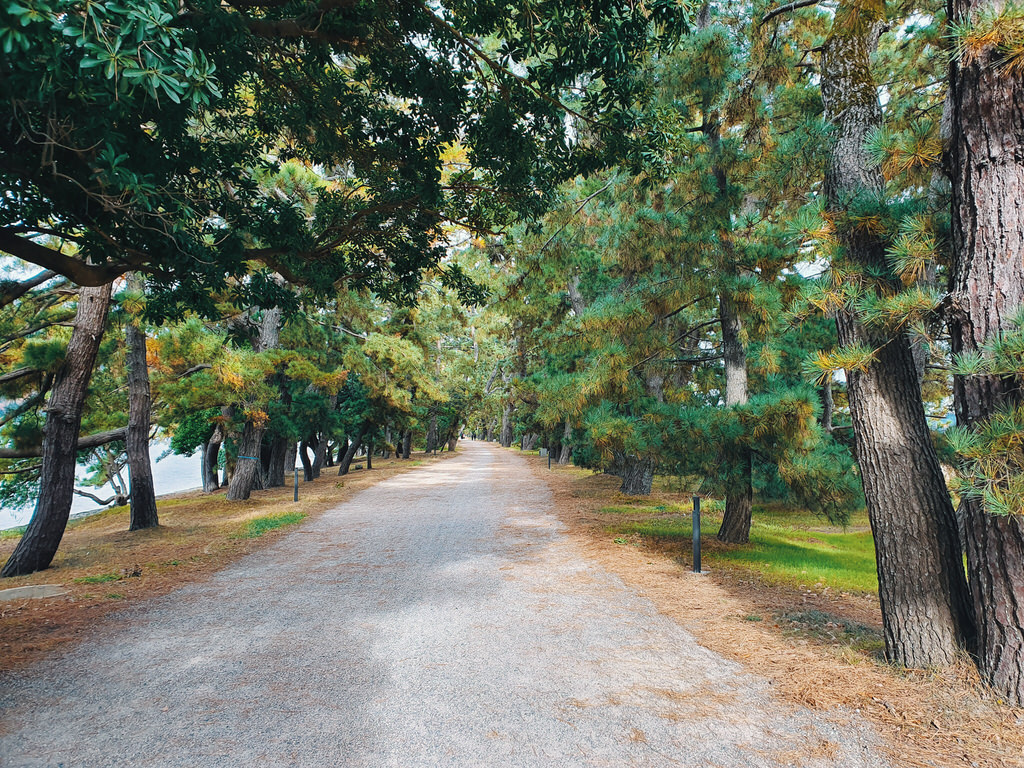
125;313;158;530
299;440;314;481
338;423;369;476
821;8;974;667
201;429;222;493
3;284;112;577
947;0;1024;703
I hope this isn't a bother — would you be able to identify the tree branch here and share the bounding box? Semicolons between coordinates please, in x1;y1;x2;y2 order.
0;270;58;309
761;0;823;25
72;488;116;506
0;231;127;287
0;426;127;459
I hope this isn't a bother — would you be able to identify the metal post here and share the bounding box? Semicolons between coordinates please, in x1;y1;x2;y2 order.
294;466;299;502
548;452;551;469
692;496;701;573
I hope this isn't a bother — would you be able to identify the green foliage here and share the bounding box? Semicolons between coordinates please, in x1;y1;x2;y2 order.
2;0;687;313
169;408;220;457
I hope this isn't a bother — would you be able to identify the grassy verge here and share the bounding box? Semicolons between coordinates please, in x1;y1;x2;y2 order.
237;511;307;539
0;451;455;671
602;501;878;594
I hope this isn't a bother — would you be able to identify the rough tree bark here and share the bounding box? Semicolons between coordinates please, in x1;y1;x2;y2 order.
500;402;514;448
821;6;974;667
312;433;328;478
125;306;158;531
401;429;412;459
201;425;222;493
2;284;112;577
947;0;1024;703
226;307;281;501
716;292;753;543
557;417;572;466
267;435;289;487
425;409;438;453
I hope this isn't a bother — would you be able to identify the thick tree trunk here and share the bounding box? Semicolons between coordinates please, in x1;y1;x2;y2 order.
267;435;289;488
557;418;572;465
821;9;974;667
312;435;327;478
226;421;265;500
401;429;412;459
947;0;1024;703
125;313;158;531
617;453;655;495
500;402;514;448
425;410;438;453
338;423;369;476
365;440;372;470
225;307;280;501
717;292;752;544
447;433;458;452
521;433;537;451
3;284;112;577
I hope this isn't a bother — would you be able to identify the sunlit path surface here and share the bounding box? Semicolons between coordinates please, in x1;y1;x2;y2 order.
0;442;888;767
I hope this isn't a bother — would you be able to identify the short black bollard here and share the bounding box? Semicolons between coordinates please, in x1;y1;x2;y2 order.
294;466;299;502
692;495;701;573
548;452;552;469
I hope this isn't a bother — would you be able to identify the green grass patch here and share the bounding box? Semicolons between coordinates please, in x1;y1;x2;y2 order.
0;525;26;540
73;573;120;584
608;504;878;594
237;511;307;539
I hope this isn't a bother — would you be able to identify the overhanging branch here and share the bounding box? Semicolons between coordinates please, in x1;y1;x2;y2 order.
0;426;127;459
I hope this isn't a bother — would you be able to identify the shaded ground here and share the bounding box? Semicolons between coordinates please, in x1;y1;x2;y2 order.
0;454;451;672
1;442;887;767
535;457;1024;768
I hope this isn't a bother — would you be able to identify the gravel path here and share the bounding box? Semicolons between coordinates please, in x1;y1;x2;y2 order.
0;442;889;767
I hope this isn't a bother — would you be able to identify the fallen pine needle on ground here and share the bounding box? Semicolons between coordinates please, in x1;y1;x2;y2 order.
523;451;1024;768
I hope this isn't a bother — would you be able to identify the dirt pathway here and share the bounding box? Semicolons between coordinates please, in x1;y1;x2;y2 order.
0;443;888;767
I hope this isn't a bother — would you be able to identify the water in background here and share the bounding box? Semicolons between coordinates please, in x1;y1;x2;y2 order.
0;443;203;531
